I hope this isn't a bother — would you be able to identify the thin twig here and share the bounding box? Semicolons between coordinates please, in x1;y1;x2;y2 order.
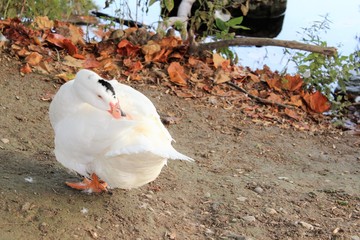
225;81;295;109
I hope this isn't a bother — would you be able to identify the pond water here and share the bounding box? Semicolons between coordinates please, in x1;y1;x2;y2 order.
94;0;360;73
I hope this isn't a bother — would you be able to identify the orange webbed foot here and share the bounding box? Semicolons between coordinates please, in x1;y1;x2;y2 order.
66;173;108;193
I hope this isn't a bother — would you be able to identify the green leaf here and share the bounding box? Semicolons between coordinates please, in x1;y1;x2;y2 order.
230;25;250;30
148;0;157;6
215;18;227;31
226;16;243;27
164;0;174;12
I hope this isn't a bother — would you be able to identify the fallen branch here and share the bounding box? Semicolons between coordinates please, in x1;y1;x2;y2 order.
91;11;147;28
225;81;295;109
190;37;337;56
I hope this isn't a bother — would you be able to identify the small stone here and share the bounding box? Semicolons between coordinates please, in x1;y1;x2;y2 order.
1;138;9;144
24;177;33;183
297;221;314;230
39;222;47;232
205;228;214;235
351;236;360;240
80;207;88;214
204;192;211;198
236;196;247;202
242;215;256;222
254;186;263;194
145;194;153;199
21;202;31;211
265;207;277;215
278;176;289;181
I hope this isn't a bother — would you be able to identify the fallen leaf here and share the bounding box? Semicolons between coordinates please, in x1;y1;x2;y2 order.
83;57;101;69
68;24;85;46
167;62;188;86
46;33;65;48
73;53;85;60
267;92;283;103
213;53;227;69
56;72;75;82
17;48;30;57
248;73;260;82
282;74;303;91
63;39;78;55
214;70;231;84
32;16;54;30
20;63;32;74
117;39;140;57
25;52;43;66
301;91;331;113
63;55;84;68
266;78;282;92
284;108;301;120
288;95;303;107
142;40;161;61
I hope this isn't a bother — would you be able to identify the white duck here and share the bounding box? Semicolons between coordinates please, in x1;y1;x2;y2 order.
49;69;193;192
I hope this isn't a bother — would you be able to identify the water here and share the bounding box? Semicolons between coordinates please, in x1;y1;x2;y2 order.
93;0;360;73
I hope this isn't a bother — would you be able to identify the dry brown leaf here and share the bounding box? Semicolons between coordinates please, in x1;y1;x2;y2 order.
213;53;227;69
117;39;140;57
20;63;32;74
63;55;84;68
46;33;65;48
56;72;75;82
284;108;301;120
167;62;188;86
266;78;282;92
288;95;303;107
32;16;54;30
142;41;161;61
68;24;85;46
301;91;331;113
282;74;304;91
247;73;260;82
267;92;283;103
214;70;231;84
25;52;43;66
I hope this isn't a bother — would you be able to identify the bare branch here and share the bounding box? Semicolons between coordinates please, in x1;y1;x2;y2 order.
190;37;337;56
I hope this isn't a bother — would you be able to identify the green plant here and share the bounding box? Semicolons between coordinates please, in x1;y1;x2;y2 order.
284;15;360;110
0;0;97;20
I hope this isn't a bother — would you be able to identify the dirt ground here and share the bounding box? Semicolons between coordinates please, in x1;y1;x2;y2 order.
0;54;359;240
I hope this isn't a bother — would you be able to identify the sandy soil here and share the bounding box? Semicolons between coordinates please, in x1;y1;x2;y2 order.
0;55;359;240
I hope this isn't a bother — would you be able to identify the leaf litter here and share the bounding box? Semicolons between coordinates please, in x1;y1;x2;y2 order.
0;17;344;132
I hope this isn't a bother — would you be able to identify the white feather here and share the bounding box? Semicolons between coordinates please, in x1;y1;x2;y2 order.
49;69;193;189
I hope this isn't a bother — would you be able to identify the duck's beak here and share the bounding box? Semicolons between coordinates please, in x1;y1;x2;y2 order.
108;101;126;119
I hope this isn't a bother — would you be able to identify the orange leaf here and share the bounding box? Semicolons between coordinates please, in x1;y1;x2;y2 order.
284;108;301;120
301;91;331;113
282;74;303;91
159;37;181;48
266;78;282;92
213;53;227;69
214;70;231;84
267;92;283;103
25;52;43;66
20;63;32;74
32;16;54;30
289;95;303;107
117;39;140;57
63;39;78;55
83;57;101;68
248;73;260;82
167;62;188;86
72;53;85;60
46;33;65;48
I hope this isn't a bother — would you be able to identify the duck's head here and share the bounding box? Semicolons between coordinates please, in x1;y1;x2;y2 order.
73;69;126;119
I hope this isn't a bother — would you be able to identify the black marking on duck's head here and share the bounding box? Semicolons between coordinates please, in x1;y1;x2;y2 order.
98;79;116;97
